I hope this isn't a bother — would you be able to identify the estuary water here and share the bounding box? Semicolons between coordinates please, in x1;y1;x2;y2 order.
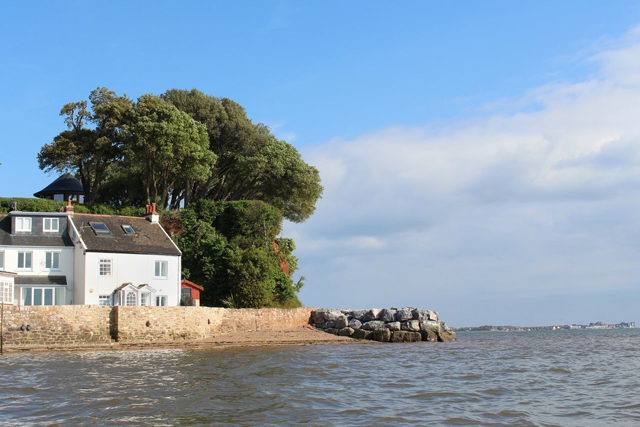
1;329;640;426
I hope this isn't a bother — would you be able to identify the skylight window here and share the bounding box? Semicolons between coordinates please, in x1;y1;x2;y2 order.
122;224;135;235
89;222;112;236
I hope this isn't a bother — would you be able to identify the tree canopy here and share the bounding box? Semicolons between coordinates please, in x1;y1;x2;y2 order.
166;200;303;308
38;87;323;223
37;88;132;204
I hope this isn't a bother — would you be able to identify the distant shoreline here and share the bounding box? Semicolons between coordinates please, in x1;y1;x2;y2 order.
454;321;636;333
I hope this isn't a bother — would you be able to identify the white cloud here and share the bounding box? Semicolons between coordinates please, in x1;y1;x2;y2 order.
285;27;640;326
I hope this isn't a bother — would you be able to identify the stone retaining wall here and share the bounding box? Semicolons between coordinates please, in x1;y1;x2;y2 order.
0;305;314;348
0;305;112;347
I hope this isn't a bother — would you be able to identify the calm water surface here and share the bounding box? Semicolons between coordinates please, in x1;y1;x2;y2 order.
1;329;640;426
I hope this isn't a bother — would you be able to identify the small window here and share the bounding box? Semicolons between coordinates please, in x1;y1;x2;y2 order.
154;261;168;278
156;296;167;306
182;288;192;298
1;281;12;304
15;217;32;232
45;252;60;269
90;222;112;236
98;295;111;306
18;252;32;269
43;218;60;232
140;292;150;306
126;291;136;306
99;259;112;276
121;224;135;235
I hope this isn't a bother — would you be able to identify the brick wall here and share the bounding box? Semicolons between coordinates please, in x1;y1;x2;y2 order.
0;305;314;347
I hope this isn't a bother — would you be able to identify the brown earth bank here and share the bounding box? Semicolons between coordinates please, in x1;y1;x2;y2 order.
1;326;361;353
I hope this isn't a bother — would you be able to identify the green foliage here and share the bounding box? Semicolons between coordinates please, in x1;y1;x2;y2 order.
37;88;132;204
169;200;302;308
123;94;216;208
0;197;145;216
162;89;323;222
39;87;322;221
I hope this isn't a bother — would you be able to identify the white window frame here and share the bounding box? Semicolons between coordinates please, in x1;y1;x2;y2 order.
45;251;60;270
1;281;12;304
140;292;151;306
43;217;60;232
126;291;136;306
98;295;111;306
19;286;64;306
154;261;168;279
15;217;32;232
156;295;168;306
99;259;112;276
17;251;32;270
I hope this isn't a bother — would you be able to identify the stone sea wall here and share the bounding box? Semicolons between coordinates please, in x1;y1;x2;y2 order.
0;305;314;348
1;305;113;347
311;308;456;342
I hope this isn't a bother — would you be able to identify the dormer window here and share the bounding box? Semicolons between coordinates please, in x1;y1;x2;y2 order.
15;217;32;232
122;224;135;235
43;218;59;232
89;222;112;236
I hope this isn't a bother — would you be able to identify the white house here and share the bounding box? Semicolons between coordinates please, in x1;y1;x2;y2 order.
0;203;182;307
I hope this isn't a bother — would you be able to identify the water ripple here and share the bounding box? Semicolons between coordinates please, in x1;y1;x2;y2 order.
1;329;640;426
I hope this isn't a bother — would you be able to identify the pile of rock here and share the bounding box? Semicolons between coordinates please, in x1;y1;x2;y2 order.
310;308;456;343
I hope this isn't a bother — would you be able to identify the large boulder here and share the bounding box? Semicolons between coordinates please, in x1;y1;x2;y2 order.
373;328;391;342
412;308;429;321
427;310;438;321
361;320;387;331
390;331;422;342
319;321;335;329
386;321;401;331
348;319;362;330
311;310;325;325
353;329;373;340
420;320;441;333
348;310;368;322
401;320;421;332
438;331;457;342
378;308;396;323
420;329;438;342
362;309;382;322
335;315;349;329
395;309;413;322
337;327;354;337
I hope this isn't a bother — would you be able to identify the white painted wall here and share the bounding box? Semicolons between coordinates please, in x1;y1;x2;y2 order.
1;246;75;304
81;252;181;306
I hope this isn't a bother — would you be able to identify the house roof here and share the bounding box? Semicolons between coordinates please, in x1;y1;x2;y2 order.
15;275;67;286
181;278;204;291
34;173;84;198
0;215;74;247
114;282;157;292
70;213;181;256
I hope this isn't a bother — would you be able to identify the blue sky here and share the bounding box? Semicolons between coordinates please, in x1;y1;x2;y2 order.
3;1;640;326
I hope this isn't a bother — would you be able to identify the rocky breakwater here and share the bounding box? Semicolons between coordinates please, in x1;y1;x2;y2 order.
311;308;456;343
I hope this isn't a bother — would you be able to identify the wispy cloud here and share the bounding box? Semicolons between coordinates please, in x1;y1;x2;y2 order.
286;26;640;326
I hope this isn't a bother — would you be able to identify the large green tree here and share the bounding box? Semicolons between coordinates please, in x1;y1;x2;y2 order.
167;200;302;308
122;94;216;207
37;88;132;204
162;89;323;222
